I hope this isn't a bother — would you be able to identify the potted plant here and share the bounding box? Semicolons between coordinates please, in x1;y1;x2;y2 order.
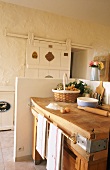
84;85;92;97
89;61;104;81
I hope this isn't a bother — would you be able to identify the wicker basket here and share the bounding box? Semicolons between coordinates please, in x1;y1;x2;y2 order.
52;89;80;103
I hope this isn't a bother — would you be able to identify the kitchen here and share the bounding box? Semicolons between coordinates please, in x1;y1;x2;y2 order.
0;0;110;170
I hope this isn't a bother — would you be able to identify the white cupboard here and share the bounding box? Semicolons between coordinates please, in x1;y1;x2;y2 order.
0;92;14;130
25;39;71;79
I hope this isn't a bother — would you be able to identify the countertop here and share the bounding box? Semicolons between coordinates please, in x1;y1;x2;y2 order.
31;97;110;140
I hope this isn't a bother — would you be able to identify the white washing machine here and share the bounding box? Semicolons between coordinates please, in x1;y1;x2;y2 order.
0;86;14;131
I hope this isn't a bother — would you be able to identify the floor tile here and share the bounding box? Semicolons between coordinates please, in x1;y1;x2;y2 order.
0;130;46;170
4;161;36;170
35;160;46;170
0;163;5;170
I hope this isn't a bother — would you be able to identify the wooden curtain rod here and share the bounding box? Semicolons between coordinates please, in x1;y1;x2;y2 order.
5;29;92;49
5;29;66;44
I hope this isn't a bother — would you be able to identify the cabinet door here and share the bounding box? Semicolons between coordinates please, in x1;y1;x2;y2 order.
49;49;61;67
25;68;39;78
48;70;59;78
2;111;13;130
39;69;60;78
61;51;71;69
0;92;14;130
39;47;61;68
26;45;40;67
39;69;49;78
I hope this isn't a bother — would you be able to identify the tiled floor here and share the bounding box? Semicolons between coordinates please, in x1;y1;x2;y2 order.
0;130;46;170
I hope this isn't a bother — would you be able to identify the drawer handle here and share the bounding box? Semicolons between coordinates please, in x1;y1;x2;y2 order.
45;75;53;78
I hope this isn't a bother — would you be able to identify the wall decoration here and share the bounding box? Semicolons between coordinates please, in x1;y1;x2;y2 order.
45;52;54;62
32;51;38;59
0;101;11;112
64;52;68;56
48;45;53;48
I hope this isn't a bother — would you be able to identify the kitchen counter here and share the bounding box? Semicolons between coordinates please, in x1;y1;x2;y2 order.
31;97;110;139
31;97;110;170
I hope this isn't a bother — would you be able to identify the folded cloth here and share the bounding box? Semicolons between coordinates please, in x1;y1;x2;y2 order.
36;114;47;159
47;123;64;170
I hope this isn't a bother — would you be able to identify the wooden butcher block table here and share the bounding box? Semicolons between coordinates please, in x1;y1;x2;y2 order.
31;97;110;170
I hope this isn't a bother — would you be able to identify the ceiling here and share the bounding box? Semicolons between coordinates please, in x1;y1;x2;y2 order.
1;0;110;27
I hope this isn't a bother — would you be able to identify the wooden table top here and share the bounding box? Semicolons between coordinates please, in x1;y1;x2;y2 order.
31;97;110;140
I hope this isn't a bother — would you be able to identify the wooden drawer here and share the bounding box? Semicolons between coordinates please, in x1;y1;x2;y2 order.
63;144;76;170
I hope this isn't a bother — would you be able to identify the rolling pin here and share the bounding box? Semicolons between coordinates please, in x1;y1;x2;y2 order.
77;106;110;117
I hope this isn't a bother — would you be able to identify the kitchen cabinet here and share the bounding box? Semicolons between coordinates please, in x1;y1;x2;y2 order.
0;92;14;130
31;97;109;170
39;69;59;78
25;68;39;79
39;47;61;67
25;39;71;78
26;45;40;67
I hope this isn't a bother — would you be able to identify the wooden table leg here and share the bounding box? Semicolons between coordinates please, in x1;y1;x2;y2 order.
32;116;42;165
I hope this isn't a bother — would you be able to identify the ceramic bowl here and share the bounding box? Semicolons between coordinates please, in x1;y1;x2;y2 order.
77;97;98;108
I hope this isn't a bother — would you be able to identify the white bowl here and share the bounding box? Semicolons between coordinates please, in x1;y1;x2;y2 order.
77;97;98;108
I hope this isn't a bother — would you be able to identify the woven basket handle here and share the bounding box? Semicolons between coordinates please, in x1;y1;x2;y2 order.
63;73;68;91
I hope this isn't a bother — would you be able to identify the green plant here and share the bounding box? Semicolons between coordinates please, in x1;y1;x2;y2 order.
84;86;92;94
66;80;87;94
55;80;92;95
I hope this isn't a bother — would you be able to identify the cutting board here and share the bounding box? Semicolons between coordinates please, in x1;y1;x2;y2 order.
95;81;105;99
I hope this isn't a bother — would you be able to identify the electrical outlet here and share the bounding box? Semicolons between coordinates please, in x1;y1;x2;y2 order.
17;146;24;152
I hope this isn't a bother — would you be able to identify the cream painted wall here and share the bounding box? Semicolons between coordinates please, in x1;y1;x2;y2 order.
72;50;88;79
0;1;110;86
14;77;63;160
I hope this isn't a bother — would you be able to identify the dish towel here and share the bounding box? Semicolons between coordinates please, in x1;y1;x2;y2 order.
47;123;64;170
36;114;47;159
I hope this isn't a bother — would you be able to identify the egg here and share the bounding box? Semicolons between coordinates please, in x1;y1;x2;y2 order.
65;107;70;113
60;107;65;114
